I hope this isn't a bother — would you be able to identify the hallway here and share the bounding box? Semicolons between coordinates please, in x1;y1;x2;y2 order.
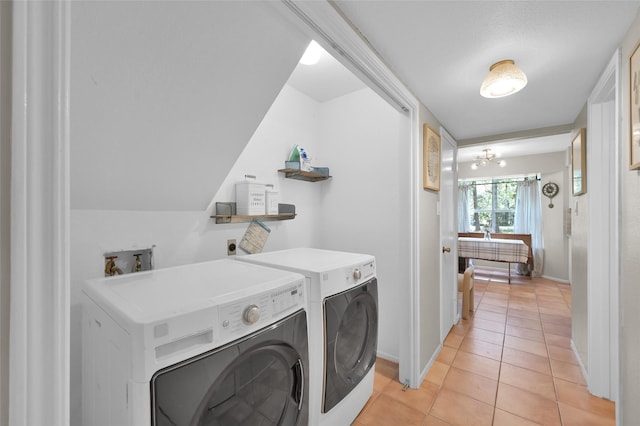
354;268;616;425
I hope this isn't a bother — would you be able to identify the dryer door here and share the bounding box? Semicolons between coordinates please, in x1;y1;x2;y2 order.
151;310;308;426
323;278;378;413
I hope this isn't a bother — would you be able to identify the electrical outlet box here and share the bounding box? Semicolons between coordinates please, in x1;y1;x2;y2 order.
227;239;237;256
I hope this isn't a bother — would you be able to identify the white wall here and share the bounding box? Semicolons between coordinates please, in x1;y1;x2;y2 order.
313;88;406;361
541;169;569;281
418;106;443;374
458;151;570;281
570;107;589;369
619;12;640;423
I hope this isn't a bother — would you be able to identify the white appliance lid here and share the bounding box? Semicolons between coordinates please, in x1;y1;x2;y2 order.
82;258;304;324
240;248;374;273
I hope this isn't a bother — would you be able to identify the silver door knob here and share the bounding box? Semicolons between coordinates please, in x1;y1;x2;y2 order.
442;247;451;253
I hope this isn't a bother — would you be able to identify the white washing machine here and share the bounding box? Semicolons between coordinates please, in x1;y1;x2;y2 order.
238;248;378;426
82;258;309;426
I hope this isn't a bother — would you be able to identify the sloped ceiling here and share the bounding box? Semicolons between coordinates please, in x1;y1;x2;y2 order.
71;1;309;211
286;46;367;102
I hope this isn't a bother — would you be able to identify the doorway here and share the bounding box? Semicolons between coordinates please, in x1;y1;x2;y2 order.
586;50;620;403
10;4;425;424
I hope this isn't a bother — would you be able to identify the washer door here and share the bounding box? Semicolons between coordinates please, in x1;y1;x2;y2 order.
151;310;308;426
323;278;378;413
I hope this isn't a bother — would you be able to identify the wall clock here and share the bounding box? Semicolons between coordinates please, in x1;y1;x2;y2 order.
542;182;559;208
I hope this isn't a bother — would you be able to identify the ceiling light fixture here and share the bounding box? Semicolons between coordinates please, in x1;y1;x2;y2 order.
480;60;527;98
471;148;506;169
299;40;322;65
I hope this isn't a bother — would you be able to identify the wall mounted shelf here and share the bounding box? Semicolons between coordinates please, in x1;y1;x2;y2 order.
278;168;331;182
212;202;296;224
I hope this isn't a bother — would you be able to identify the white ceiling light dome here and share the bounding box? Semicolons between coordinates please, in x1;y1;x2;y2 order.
480;60;528;98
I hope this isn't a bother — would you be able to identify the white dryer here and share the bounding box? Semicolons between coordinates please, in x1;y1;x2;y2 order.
82;259;309;426
238;248;378;426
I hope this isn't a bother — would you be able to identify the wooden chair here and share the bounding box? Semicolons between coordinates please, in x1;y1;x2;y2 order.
458;266;475;320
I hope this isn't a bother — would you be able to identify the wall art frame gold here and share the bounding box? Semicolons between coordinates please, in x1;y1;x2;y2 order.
571;128;586;196
630;41;640;169
423;124;441;191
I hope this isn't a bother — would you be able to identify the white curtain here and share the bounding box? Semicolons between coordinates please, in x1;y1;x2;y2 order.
514;179;544;276
458;183;472;232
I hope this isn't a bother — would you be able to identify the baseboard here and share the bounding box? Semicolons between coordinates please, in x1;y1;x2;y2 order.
376;350;399;364
475;266;570;283
419;343;443;386
571;339;589;387
541;275;570;283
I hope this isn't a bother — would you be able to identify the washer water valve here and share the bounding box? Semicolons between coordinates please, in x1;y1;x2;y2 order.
104;256;123;277
133;254;143;272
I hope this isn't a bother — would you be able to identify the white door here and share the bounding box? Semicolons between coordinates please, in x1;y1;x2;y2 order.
439;128;458;340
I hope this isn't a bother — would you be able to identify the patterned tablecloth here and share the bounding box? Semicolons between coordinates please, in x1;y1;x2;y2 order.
458;237;529;264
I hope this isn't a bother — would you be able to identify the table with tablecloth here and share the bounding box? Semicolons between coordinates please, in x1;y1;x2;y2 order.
458;237;530;282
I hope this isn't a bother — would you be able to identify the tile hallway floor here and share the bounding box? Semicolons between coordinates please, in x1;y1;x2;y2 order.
353;268;616;425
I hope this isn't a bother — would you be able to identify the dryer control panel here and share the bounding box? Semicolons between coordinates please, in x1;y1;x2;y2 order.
218;281;305;343
345;260;376;286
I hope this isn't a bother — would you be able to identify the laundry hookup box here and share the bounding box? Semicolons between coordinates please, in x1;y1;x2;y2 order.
235;182;266;215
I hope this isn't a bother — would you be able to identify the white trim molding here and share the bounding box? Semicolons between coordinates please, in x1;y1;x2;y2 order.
586;49;621;403
0;3;13;425
9;1;70;425
541;275;570;284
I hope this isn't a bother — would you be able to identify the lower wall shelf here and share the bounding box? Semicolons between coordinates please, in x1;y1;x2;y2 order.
212;202;296;224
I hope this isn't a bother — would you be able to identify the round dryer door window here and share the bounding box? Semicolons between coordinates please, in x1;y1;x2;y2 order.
151;310;308;426
191;344;303;426
323;278;378;413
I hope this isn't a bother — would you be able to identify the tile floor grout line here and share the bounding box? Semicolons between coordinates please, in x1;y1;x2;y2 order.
548;280;565;426
491;281;509;426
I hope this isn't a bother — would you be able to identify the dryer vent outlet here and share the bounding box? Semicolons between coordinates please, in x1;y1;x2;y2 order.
227;239;237;256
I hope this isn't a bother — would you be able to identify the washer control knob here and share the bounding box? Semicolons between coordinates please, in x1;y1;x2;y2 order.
353;268;362;281
243;304;260;325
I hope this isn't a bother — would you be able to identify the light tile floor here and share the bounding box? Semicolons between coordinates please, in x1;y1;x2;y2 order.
353;268;616;426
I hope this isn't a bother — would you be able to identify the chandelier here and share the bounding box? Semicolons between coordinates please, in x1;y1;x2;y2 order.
471;149;506;170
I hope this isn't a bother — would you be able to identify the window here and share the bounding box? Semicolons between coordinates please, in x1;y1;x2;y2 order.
463;178;518;233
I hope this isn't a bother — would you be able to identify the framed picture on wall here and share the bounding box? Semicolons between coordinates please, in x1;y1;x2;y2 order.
423;124;441;191
630;41;640;169
571;128;586;196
